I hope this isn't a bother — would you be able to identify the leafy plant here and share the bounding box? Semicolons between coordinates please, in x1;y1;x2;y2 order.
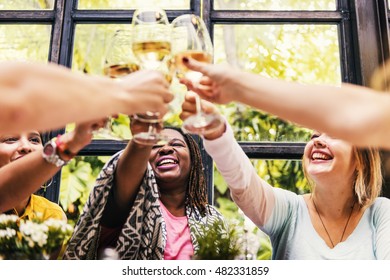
0;214;73;260
194;219;242;260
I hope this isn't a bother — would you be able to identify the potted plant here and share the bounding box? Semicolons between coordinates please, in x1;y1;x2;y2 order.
0;214;73;260
193;219;242;260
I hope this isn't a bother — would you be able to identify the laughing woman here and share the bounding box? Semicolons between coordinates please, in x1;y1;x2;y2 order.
180;93;390;259
64;119;225;260
0;120;103;259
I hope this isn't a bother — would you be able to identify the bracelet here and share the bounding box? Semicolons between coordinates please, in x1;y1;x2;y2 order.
42;140;68;167
55;134;77;161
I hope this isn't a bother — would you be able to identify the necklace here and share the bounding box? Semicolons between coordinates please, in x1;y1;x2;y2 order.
312;196;355;248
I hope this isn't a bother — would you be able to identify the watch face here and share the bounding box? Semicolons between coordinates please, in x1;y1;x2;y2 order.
43;143;55;156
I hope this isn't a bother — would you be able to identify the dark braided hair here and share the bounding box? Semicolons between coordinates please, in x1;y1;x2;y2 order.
164;127;209;215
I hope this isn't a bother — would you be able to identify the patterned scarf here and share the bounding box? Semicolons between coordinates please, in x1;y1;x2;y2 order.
63;151;224;260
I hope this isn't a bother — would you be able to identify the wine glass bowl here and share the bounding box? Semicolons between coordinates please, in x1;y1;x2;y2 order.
171;14;223;134
93;29;139;140
131;8;172;145
132;8;171;70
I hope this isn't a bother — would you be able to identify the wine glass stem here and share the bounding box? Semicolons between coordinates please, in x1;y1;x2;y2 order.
194;93;203;118
148;124;155;134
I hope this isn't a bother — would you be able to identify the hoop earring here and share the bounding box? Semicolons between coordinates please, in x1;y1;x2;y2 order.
40;178;53;192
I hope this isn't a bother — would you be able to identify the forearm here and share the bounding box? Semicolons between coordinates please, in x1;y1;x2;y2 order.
203;121;275;226
0;151;60;212
101;142;151;227
233;73;390;148
0;62;129;134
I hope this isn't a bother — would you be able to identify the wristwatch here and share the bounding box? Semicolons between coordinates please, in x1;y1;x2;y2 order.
42;140;68;167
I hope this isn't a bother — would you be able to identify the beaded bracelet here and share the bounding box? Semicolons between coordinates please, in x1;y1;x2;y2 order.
55;134;77;161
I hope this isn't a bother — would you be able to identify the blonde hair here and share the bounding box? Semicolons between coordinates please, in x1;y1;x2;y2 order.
303;147;382;208
352;147;382;207
370;58;390;92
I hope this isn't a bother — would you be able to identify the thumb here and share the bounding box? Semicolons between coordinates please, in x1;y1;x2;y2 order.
182;57;209;76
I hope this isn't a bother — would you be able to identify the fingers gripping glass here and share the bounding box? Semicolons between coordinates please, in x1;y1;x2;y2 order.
131;8;172;144
171;14;223;134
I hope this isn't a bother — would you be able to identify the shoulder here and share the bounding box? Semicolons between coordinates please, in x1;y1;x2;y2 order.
368;197;390;224
206;204;224;218
371;197;390;210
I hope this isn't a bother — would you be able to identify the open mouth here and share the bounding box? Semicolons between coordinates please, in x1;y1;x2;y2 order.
311;152;333;161
156;156;179;169
13;155;25;161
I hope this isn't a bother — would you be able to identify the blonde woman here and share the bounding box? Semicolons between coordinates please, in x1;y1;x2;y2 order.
181;94;390;259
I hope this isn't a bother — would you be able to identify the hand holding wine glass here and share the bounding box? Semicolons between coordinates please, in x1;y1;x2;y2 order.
171;14;223;134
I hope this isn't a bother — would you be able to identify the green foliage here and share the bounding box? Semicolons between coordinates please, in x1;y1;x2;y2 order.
77;0;189;10
0;0;54;10
194;219;242;260
59;156;107;225
215;0;336;11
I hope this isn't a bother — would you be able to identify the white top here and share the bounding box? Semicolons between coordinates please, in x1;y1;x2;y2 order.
203;122;390;259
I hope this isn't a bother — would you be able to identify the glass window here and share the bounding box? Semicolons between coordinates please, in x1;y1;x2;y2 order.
72;24;129;75
0;0;54;10
213;24;340;141
0;24;51;61
214;0;336;11
77;0;190;10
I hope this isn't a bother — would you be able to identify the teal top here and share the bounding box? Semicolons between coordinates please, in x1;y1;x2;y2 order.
264;189;390;259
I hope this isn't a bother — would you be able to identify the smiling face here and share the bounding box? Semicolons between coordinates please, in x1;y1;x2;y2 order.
0;131;43;168
149;129;191;189
303;132;356;183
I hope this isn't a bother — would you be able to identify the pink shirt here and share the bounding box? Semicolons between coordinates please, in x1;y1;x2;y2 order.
159;200;194;260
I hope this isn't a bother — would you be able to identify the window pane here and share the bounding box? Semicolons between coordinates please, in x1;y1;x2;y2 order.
214;0;336;11
77;0;190;10
213;24;340;142
59;156;111;225
0;0;54;10
0;24;51;62
71;24;185;140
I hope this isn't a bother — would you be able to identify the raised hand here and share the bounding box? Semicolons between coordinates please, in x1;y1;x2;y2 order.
179;58;241;105
119;70;174;117
58;118;107;156
180;91;226;140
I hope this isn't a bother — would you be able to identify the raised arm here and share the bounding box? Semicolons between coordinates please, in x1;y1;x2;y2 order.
181;93;276;227
100;118;155;228
180;58;390;149
0;61;173;134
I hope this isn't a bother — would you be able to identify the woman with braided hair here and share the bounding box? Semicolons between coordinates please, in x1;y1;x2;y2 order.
63;119;225;260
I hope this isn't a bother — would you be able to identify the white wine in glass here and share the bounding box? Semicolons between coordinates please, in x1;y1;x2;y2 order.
93;29;139;140
132;41;171;70
131;7;172;144
171;14;223;134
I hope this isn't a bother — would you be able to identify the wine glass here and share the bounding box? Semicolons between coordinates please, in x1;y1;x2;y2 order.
95;29;139;140
171;14;223;134
131;7;172;144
